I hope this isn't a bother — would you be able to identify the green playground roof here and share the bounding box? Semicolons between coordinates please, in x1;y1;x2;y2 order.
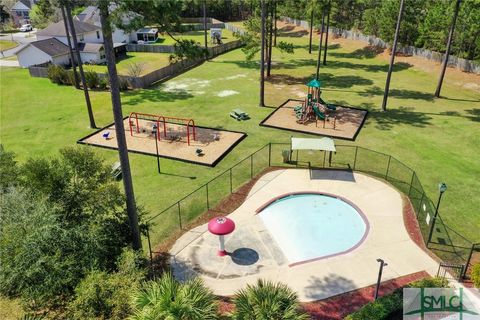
306;78;321;88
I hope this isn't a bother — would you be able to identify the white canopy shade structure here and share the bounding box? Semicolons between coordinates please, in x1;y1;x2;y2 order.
288;137;336;170
291;137;336;152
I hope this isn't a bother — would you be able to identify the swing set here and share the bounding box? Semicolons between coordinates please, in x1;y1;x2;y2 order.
128;112;196;145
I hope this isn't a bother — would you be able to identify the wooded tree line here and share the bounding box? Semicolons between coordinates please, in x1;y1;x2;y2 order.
278;0;480;61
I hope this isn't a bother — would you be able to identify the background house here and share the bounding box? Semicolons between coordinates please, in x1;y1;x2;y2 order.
10;0;36;27
16;37;70;67
36;19;103;45
75;5;135;44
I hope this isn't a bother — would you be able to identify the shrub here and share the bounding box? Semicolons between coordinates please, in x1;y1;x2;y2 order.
345;292;403;320
345;277;449;320
67;249;146;320
98;77;108;90
47;65;68;85
471;263;480;288
127;62;145;77
131;273;218;320
233;279;308;320
66;71;77;86
84;70;99;89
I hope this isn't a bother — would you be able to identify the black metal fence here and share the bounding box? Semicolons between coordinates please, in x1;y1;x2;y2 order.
145;142;475;271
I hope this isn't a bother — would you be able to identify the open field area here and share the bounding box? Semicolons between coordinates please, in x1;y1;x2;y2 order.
85;52;172;76
156;29;236;45
0;40;17;51
1;22;479;252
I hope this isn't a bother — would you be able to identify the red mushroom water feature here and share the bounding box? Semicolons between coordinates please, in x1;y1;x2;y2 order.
208;216;235;256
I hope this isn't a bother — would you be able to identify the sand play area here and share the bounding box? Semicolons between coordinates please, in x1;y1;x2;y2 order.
260;99;368;140
78;117;246;166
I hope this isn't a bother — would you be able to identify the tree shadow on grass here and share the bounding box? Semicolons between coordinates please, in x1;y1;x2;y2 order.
328;60;412;73
329;45;385;59
359;86;435;101
267;73;373;89
362;103;433;130
465;108;480;122
122;87;194;106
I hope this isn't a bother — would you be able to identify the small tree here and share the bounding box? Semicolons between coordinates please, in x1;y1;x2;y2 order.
127;62;145;77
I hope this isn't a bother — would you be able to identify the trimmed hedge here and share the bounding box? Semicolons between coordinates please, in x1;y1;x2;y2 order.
345;277;449;320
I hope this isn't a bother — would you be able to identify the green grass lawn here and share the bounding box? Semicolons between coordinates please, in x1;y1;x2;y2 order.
0;40;18;51
1;29;479;252
155;28;236;46
85;52;172;76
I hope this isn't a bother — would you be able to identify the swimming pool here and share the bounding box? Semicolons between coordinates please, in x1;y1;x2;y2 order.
257;192;369;266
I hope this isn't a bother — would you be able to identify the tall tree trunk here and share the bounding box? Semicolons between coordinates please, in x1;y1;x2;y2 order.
381;0;405;111
65;4;96;129
259;0;266;107
315;6;326;80
435;0;461;98
273;1;277;47
203;0;208;59
323;2;331;65
98;1;142;251
267;1;274;77
308;9;314;54
61;6;79;89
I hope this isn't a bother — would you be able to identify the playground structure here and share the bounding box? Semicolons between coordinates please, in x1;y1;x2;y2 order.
295;79;337;129
129;112;196;146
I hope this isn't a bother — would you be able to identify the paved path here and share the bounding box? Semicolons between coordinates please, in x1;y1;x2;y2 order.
0;59;19;67
0;29;37;58
170;169;439;302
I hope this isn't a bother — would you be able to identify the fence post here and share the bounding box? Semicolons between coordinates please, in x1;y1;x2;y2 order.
268;143;272;167
416;191;425;217
353;147;358;170
250;155;253;178
177;202;182;230
385;155;391;180
408;171;415;197
206;183;210;209
146;226;153;267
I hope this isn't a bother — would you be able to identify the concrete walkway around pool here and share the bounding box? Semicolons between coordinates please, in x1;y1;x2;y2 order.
170;169;439;302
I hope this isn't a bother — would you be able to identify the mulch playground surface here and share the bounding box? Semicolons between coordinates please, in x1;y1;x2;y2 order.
78;117;246;167
260;99;368;141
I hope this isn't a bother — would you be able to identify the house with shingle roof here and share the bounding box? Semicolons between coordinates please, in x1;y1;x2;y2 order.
36;19;103;45
10;1;35;27
16;38;71;67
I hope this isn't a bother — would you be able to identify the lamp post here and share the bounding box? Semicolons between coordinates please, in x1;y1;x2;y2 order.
374;258;388;300
427;183;447;245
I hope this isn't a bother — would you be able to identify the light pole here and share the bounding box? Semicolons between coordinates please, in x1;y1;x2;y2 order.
427;183;447;245
374;258;388;300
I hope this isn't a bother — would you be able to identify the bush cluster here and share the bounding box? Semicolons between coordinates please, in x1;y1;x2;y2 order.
345;277;449;320
471;263;480;288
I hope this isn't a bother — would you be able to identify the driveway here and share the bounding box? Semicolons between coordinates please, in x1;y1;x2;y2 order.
0;59;20;67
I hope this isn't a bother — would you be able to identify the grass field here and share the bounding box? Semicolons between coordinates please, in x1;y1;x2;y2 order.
85;52;172;76
0;40;18;51
155;29;236;45
1;27;479;252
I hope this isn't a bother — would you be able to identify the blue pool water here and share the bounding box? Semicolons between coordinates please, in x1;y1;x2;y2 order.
258;193;368;265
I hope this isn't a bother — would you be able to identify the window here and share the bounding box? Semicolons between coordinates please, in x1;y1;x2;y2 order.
96;31;100;39
79;34;84;42
16;11;22;17
100;54;105;59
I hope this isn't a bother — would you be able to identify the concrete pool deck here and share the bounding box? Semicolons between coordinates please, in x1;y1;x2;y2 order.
170;169;439;302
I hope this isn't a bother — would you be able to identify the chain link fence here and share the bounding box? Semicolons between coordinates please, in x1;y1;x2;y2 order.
145;142;474;268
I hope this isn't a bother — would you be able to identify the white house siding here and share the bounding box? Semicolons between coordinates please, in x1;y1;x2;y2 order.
52;54;71;66
80;52;104;64
17;45;54;67
36;31;103;46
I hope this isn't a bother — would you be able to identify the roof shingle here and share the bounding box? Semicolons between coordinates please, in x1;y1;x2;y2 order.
37;20;100;37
